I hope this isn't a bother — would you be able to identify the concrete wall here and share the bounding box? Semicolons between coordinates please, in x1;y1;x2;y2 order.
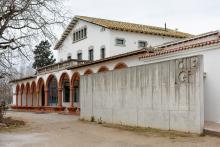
140;38;220;123
80;55;204;133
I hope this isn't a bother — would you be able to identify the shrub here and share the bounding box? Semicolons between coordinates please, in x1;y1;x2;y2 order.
0;100;7;122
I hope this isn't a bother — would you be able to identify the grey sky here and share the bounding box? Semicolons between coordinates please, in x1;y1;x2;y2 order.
17;0;220;75
63;0;220;35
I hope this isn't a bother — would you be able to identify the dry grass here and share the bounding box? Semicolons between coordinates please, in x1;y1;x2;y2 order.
80;118;202;139
0;117;25;132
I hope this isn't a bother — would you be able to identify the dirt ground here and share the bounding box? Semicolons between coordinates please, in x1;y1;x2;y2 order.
0;111;220;147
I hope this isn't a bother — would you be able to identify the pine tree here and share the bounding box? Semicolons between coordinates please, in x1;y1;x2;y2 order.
32;40;56;69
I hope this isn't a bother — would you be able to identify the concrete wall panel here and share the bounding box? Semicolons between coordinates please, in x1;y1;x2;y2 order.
81;56;204;133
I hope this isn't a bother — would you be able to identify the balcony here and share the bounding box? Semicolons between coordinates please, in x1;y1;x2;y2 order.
37;59;89;75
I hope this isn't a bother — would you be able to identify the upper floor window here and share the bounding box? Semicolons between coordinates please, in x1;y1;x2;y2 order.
100;47;105;59
88;49;94;61
73;26;87;43
67;55;72;60
100;27;106;32
138;41;148;48
77;52;82;60
84;27;87;37
115;38;126;46
67;53;72;60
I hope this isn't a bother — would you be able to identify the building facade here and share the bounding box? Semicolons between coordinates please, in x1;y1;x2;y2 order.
10;16;220;133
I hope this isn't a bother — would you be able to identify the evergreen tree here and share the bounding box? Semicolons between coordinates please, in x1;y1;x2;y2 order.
32;40;56;69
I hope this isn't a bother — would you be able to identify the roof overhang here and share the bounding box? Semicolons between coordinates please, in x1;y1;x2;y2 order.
9;76;37;83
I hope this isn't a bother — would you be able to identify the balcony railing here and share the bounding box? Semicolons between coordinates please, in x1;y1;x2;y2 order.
37;59;89;75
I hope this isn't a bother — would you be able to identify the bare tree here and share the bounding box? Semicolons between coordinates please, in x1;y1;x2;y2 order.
0;0;70;102
0;0;69;72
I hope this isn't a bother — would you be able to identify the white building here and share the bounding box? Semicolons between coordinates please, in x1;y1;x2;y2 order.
10;16;220;134
55;16;189;62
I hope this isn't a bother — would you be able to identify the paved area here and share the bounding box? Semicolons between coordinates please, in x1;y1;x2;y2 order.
204;121;220;136
1;111;220;147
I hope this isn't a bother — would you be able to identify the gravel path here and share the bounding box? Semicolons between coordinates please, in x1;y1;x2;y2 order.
0;111;220;147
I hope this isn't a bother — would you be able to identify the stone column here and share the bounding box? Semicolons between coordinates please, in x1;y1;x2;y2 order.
20;92;23;107
70;87;74;108
26;91;28;107
30;91;33;107
36;91;39;106
45;89;48;107
58;88;62;107
77;82;80;111
16;94;18;107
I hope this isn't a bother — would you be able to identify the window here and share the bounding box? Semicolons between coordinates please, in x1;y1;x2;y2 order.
73;33;76;41
100;47;105;59
88;49;94;61
84;27;87;37
77;52;82;60
81;30;84;38
115;38;125;46
73;26;87;43
100;27;105;32
76;32;78;40
78;31;81;40
67;55;72;60
138;41;148;48
67;53;72;60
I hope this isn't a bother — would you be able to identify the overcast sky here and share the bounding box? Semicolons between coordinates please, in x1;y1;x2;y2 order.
63;0;220;35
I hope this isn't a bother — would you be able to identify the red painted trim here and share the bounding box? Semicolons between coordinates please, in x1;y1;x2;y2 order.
114;62;128;70
84;69;93;75
97;66;109;73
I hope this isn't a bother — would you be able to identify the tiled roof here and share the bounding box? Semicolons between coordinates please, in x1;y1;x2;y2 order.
156;31;219;48
77;16;191;38
140;39;220;59
54;15;192;49
9;76;37;83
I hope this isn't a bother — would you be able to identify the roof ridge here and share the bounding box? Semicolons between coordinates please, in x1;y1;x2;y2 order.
54;15;193;50
76;15;190;34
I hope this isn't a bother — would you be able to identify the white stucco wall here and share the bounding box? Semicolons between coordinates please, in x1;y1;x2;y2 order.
57;20;111;62
109;30;179;56
56;20;180;62
203;49;220;122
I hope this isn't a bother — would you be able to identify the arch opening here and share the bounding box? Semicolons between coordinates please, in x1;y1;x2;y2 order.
84;69;93;75
71;72;80;108
26;83;30;106
16;85;20;106
37;78;45;106
47;75;58;106
20;84;25;106
31;81;37;107
59;73;70;105
98;66;109;73
114;62;128;70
